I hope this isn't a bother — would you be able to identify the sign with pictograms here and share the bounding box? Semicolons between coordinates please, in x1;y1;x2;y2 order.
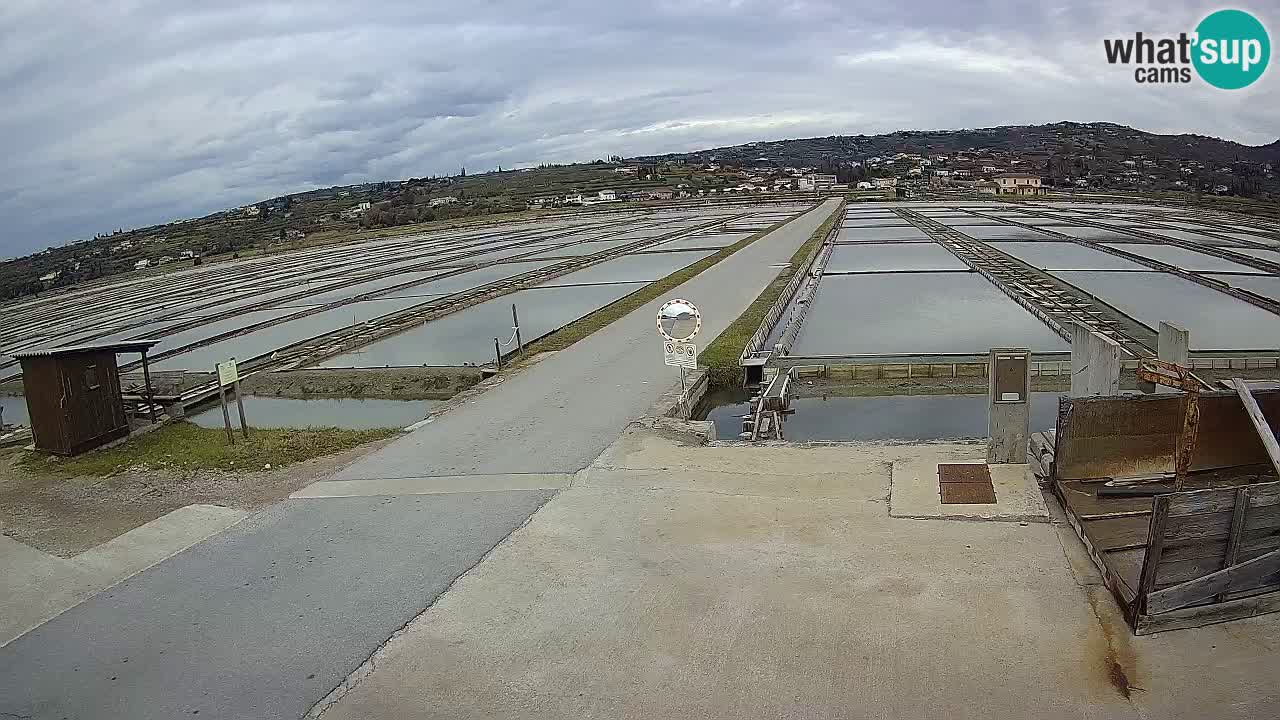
663;340;697;369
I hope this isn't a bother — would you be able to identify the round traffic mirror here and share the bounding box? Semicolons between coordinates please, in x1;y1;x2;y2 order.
657;299;700;341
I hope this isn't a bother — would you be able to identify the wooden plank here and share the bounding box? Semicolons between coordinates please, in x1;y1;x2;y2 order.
1053;482;1138;609
1167;480;1280;516
1164;505;1280;543
1081;515;1151;552
1217;486;1251;602
1102;548;1144;596
1232;378;1280;480
1136;588;1280;635
1134;495;1172;620
1057;479;1153;518
1146;547;1280;614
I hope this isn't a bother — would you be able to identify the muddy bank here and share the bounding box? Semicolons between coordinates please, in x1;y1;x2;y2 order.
242;367;483;400
116;366;484;400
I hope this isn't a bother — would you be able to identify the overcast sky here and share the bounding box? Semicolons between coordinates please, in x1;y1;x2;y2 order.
1;0;1276;256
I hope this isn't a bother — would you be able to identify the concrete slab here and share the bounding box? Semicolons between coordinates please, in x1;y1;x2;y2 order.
890;456;1049;522
313;431;1280;720
0;504;248;647
292;473;574;498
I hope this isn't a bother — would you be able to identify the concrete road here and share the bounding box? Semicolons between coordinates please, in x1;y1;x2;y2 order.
0;492;554;720
324;198;841;482
0;199;839;719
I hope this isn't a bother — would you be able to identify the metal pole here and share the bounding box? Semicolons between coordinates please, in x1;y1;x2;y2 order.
233;376;249;439
140;349;157;424
679;366;688;419
512;303;523;355
494;338;502;369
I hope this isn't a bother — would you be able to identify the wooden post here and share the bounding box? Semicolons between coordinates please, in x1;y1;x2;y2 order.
494;338;502;369
1231;377;1280;478
512;303;523;355
219;383;234;444
1216;486;1251;602
1134;494;1172;622
233;378;249;439
140;349;158;424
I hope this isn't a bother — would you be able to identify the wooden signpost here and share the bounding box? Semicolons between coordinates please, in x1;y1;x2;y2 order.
215;358;249;443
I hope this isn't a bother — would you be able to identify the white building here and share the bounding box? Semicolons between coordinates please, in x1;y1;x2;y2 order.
805;174;837;192
872;177;898;189
995;173;1047;196
428;196;458;208
134;259;150;270
597;189;618;202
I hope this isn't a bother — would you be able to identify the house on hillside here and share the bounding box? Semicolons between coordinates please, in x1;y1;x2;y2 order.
133;259;150;270
428;196;457;208
994;172;1047;196
977;180;1000;195
805;174;837;192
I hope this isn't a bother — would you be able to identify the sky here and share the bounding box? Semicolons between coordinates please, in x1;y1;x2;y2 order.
1;0;1277;256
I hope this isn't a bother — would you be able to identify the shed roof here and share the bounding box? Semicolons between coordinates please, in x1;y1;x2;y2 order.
12;340;160;359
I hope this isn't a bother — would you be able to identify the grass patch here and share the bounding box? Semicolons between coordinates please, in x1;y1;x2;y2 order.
518;207;813;357
698;201;844;387
20;421;398;477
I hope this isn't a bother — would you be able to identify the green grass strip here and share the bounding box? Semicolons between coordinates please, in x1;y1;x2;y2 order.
20;421;398;477
697;202;843;386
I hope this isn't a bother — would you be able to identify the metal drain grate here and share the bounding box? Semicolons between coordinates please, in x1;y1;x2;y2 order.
938;463;997;504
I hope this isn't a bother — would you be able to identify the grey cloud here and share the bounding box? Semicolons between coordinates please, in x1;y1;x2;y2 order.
1;0;1277;255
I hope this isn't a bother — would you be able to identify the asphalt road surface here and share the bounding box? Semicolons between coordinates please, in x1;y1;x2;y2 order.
0;199;839;719
0;493;555;720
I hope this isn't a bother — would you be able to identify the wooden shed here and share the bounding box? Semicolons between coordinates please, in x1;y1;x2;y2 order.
13;340;159;456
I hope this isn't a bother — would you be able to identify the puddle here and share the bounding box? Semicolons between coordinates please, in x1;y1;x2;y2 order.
189;395;441;430
700;388;1064;441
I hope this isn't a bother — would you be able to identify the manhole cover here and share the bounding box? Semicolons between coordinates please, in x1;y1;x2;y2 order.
940;482;998;504
938;463;997;505
938;464;991;484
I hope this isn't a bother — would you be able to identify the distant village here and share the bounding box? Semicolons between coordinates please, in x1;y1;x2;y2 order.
7;121;1276;302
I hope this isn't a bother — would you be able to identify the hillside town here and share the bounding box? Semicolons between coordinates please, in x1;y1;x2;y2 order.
3;122;1276;304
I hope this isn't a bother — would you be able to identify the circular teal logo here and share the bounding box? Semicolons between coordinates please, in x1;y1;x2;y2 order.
1193;9;1270;89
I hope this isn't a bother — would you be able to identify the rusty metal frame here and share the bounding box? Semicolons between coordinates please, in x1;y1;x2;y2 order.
1135;358;1207;491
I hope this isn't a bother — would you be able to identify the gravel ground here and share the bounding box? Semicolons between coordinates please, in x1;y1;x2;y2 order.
0;436;394;557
